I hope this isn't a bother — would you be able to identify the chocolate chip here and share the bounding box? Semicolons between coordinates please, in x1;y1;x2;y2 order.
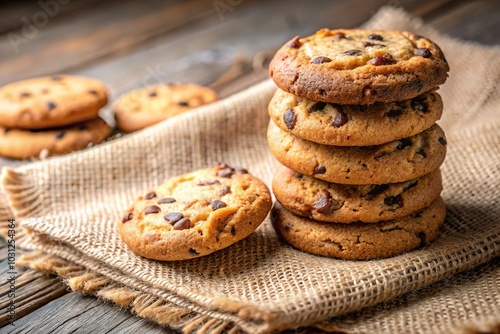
369;54;395;65
367;184;389;198
4;128;11;134
311;56;332;64
438;137;447;146
296;173;303;179
309;102;327;112
384;195;403;207
334;32;346;39
411;211;423;218
411;97;428;112
47;101;56;110
20;92;31;97
313;190;340;214
177;101;189;107
144;205;161;215
234;167;248;174
88;90;98;95
173;217;191;230
79;125;88;131
314;165;326;174
122;212;133;223
284;223;291;230
364;42;386;48
165;212;183;223
283;108;297;130
415;48;432;58
344;49;362;56
216;185;231;196
288;36;302;48
211;200;227;210
404;181;418;190
386;109;403;119
417;231;427;247
217;162;230;169
319;89;327;96
217;167;234;178
148;91;157;97
197;180;221;186
144;192;157;200
332;110;348;127
230;226;236;235
54;131;65;139
396;139;412;150
416;150;427;158
368;34;383;41
189;248;199;255
158;197;176;204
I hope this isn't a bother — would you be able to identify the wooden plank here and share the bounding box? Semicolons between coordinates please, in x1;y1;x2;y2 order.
0;0;498;331
0;271;68;327
427;0;500;44
400;0;466;20
0;0;232;85
0;0;105;34
7;293;170;334
68;0;391;100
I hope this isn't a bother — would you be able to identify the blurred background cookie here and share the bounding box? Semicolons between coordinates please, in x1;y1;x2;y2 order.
113;83;218;132
0;75;108;129
0;118;111;159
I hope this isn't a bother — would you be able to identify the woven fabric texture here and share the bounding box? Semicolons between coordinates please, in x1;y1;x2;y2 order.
2;7;499;334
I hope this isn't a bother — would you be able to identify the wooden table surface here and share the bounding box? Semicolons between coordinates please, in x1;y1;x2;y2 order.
0;0;499;332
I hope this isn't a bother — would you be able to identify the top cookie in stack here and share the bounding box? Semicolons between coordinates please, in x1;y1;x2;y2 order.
267;28;450;260
270;28;449;105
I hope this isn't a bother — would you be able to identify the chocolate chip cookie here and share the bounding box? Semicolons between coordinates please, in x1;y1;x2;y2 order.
269;88;443;146
267;121;447;185
0;117;111;159
269;29;449;104
113;83;219;132
271;197;446;260
0;75;108;129
119;164;272;261
272;164;442;223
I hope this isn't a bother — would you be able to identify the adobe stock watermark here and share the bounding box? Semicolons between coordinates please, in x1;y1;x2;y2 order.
213;0;243;21
6;218;17;326
8;0;71;54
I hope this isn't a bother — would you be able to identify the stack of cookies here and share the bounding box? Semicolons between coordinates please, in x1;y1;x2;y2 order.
0;75;111;159
267;29;450;260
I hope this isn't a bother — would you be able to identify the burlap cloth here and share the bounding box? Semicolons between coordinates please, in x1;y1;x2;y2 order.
1;7;499;334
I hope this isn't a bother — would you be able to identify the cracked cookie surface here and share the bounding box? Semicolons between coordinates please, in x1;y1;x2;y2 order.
0;75;108;129
269;88;443;146
0;117;111;159
119;164;272;261
273;164;442;223
113;83;218;132
271;197;446;260
267;121;447;185
269;29;449;104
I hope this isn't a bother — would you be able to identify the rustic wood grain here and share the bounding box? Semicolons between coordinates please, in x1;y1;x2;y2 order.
428;0;500;44
0;271;68;328
0;0;105;34
0;0;498;332
0;0;260;86
7;293;170;334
